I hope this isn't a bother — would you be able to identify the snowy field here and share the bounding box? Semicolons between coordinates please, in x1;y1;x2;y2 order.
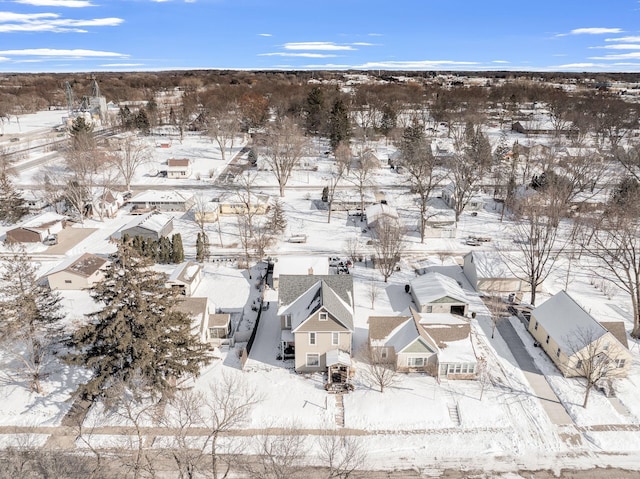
0;110;639;475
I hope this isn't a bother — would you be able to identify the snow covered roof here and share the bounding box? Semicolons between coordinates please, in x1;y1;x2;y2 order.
326;349;351;367
168;261;202;284
415;311;475;363
46;253;108;278
129;190;193;204
273;256;329;279
410;272;467;305
278;274;353;307
532;291;608;354
365;204;399;226
121;211;173;234
19;212;66;229
279;279;354;332
465;251;513;279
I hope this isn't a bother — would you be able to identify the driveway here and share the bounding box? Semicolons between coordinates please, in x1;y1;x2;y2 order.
45;227;98;254
497;320;573;425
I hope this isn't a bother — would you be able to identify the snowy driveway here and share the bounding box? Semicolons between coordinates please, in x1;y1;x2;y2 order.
497;320;573;425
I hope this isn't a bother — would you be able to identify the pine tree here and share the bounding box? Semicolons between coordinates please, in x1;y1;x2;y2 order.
171;233;184;264
65;244;211;402
0;248;63;393
135;108;151;135
195;232;204;262
305;86;325;135
0;170;28;224
157;236;171;263
69;115;95;151
328;98;351;151
266;198;287;236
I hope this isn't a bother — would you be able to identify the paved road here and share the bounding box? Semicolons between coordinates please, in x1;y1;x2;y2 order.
497;319;573;425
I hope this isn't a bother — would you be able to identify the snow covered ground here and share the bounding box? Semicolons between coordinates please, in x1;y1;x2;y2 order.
0;110;639;475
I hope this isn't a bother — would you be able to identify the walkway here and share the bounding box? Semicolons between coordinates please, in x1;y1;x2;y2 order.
497;320;573;425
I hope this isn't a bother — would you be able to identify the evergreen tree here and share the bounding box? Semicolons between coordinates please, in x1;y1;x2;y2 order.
266;198;287;236
157;236;172;263
0;170;28;224
328;98;351;151
171;233;184;264
65;244;211;402
69;115;95;151
119;106;134;130
0;248;63;393
195;232;204;262
135;108;151;135
305;86;325;135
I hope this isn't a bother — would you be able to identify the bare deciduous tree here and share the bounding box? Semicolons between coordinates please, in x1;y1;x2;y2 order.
207;104;242;163
318;433;367;479
244;426;307;479
371;217;405;283
566;327;628;408
346;144;378;219
326;142;351;223
259;117;308;197
359;345;398;393
107;135;152;191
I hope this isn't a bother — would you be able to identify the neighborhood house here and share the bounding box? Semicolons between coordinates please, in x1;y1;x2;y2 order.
410;271;468;316
45;253;109;290
5;212;66;243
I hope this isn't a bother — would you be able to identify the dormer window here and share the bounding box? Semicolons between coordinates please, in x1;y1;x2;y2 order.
319;312;328;321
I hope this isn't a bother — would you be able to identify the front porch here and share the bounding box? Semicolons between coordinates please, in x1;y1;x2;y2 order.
325;349;354;393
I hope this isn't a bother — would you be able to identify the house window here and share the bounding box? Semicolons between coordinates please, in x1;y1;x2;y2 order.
319;312;328;321
455;364;461;373
533;320;538;330
546;335;550;344
426;306;433;313
332;332;339;346
461;364;468;373
576;359;583;370
556;348;561;358
64;280;72;284
408;357;425;367
468;364;476;374
603;342;610;351
615;359;626;368
306;354;319;367
283;314;291;328
309;332;316;345
380;348;388;360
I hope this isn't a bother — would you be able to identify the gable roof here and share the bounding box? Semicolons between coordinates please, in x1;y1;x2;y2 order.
415;310;475;363
464;251;513;279
17;212;66;231
121;211;173;234
167;158;190;167
168;261;202;285
369;309;438;354
278;274;353;307
600;322;629;350
533;291;608;353
46;253;108;278
410;271;467;305
129;190;193;204
279;279;354;332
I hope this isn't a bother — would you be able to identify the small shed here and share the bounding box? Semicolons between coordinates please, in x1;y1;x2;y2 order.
410;272;468;316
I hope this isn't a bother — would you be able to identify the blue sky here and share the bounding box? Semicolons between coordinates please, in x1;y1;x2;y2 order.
1;0;640;72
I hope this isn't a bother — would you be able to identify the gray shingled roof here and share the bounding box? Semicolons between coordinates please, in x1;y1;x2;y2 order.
278;274;353;307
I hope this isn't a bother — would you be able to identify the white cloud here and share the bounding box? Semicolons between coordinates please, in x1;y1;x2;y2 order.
492;60;509;63
589;52;640;60
605;36;640;42
258;33;272;37
0;56;9;62
283;42;355;51
590;44;640;50
14;0;96;6
0;13;123;32
557;27;623;37
368;33;383;37
259;52;338;58
0;48;127;57
555;62;604;69
100;63;145;67
351;42;376;46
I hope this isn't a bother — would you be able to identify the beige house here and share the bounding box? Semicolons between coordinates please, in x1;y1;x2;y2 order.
217;193;270;216
368;309;477;379
410;272;468;315
528;291;632;378
6;212;66;243
462;251;524;294
278;275;354;384
166;261;203;296
46;253;109;290
173;296;231;344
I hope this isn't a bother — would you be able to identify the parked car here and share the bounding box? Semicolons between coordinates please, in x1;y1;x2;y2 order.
288;234;307;243
466;237;480;246
43;234;58;246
